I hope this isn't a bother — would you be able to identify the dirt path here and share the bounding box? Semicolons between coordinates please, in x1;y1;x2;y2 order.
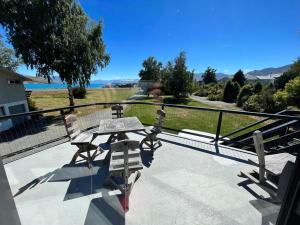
190;95;239;110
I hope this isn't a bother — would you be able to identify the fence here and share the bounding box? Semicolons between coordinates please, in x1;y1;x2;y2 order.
1;101;299;162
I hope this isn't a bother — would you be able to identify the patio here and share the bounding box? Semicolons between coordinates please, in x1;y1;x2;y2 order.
4;131;280;225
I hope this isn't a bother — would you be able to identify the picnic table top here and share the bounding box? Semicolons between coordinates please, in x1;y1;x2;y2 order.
93;117;145;135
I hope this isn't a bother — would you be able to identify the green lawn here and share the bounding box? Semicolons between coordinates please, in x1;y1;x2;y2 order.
31;88;137;110
124;96;262;136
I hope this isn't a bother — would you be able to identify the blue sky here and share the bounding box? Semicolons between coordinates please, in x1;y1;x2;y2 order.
1;0;300;80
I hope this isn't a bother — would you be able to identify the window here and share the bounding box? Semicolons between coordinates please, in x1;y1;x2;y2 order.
8;79;22;85
0;106;5;116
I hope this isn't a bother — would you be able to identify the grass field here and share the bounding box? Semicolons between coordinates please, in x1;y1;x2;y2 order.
31;88;137;110
30;89;262;137
124;96;262;136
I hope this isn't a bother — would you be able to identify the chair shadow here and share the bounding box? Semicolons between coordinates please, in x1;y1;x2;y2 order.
238;180;280;225
84;194;125;225
13;156;110;201
140;148;154;168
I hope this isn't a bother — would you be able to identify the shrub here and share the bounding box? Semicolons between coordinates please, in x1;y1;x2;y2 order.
28;98;38;111
237;84;253;107
253;81;263;93
223;81;240;103
207;85;223;101
194;88;209;97
285;76;300;107
72;86;87;99
243;90;287;113
242;95;263;112
274;91;288;109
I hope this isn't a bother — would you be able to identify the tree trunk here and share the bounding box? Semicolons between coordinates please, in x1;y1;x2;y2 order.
67;83;75;110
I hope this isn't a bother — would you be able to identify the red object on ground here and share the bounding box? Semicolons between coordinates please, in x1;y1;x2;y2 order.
120;195;129;212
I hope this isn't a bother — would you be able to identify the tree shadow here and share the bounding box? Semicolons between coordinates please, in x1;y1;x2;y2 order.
163;97;192;105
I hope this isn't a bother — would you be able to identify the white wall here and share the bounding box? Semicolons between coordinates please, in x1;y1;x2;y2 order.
0;100;29;132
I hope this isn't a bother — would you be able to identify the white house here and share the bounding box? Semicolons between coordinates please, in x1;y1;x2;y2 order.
0;67;32;132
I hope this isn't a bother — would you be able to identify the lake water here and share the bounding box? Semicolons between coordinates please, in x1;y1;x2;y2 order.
24;83;104;89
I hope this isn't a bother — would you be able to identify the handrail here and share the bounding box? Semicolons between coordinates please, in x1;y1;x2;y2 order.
216;109;288;141
1;101;300;121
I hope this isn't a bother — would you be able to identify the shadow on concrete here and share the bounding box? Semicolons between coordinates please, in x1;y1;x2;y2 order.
249;199;280;225
158;135;253;165
238;179;280;225
84;195;125;225
13;159;109;201
140;148;154;168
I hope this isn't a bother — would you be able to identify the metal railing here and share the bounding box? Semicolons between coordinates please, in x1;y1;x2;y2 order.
0;101;299;161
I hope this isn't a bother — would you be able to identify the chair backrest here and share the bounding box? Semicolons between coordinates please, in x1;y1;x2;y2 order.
109;140;141;172
64;114;81;140
111;104;124;119
153;109;166;131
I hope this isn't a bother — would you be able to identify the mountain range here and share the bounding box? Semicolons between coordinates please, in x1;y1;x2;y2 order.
25;64;291;83
194;64;291;81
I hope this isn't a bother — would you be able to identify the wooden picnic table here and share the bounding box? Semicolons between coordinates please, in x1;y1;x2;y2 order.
93;117;145;137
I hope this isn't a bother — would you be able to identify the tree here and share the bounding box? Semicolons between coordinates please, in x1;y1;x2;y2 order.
202;67;217;84
274;59;300;90
139;56;162;81
253;81;263;93
0;35;21;71
0;0;110;107
237;84;254;107
285;76;300;107
223;81;240;103
167;52;194;98
232;69;246;87
161;61;174;94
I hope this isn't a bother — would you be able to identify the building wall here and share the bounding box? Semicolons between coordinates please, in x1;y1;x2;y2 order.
0;73;27;105
0;71;29;132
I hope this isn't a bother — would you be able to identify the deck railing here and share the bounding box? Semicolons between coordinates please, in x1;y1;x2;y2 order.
0;101;299;162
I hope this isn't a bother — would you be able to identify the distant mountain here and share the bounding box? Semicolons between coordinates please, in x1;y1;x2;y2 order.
91;79;139;84
247;64;291;76
194;73;229;81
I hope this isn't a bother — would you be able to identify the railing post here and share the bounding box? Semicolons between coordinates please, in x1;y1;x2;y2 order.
60;109;69;138
253;130;265;182
215;111;223;144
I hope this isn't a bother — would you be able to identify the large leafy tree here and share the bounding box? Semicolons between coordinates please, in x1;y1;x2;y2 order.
167;52;194;98
0;35;21;71
0;0;110;107
202;67;217;84
232;69;246;87
139;56;162;81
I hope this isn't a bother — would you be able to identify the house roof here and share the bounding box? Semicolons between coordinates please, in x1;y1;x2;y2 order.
0;66;32;81
0;66;49;83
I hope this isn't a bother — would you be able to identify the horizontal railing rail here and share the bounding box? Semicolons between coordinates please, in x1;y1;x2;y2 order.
1;101;299;161
1;101;300;121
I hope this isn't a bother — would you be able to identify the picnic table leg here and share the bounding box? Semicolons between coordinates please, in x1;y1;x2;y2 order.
86;145;92;168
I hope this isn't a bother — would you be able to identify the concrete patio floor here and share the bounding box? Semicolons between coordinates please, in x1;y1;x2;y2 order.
4;132;280;225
